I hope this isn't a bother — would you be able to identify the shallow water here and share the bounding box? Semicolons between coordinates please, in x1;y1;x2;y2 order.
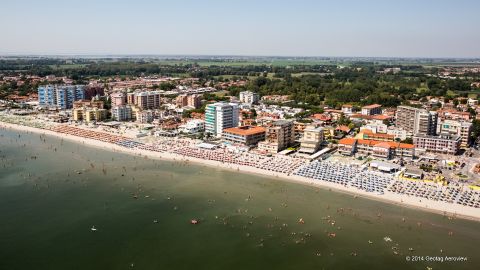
0;127;479;270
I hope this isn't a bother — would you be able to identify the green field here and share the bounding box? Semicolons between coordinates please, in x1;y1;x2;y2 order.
48;64;88;70
155;59;340;67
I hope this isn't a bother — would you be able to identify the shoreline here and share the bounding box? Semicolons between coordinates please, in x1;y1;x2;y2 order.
2;121;480;222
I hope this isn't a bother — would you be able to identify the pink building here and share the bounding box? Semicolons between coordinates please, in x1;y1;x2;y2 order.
110;92;126;106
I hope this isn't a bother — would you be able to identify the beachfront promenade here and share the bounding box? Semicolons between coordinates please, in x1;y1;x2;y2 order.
47;125;480;212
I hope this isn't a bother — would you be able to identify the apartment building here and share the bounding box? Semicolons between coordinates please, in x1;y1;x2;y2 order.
436;109;470;121
38;85;85;109
222;126;266;146
176;94;202;109
299;126;324;154
205;102;239;137
361;104;382;115
395;106;438;136
239;91;260;104
73;108;107;123
179;119;205;134
413;134;461;155
436;120;472;148
72;100;104;109
111;105;133;121
135;110;154;123
258;120;295;154
110;92;127;106
38;85;56;106
135;91;162;110
386;126;408;141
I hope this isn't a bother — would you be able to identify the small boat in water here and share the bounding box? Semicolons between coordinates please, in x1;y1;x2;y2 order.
91;226;97;231
190;219;199;225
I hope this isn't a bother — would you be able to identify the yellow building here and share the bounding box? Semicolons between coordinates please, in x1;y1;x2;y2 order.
73;108;107;123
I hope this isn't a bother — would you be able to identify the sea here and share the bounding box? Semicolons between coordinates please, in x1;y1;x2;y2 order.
0;127;479;270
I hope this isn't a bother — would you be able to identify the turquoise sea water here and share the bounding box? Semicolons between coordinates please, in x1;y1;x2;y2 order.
0;127;479;270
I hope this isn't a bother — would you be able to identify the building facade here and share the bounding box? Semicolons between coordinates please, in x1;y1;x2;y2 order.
338;138;415;159
111;105;133;121
73;108;107;123
135;110;154;123
361;104;382;115
179;119;205;134
135;91;162;110
222;126;266;146
299;126;324;154
176;94;202;109
413;134;461;155
239;91;260;104
437;120;472;148
258;120;295;154
110;92;127;106
205;102;239;137
73;100;104;109
38;85;85;109
396;106;438;136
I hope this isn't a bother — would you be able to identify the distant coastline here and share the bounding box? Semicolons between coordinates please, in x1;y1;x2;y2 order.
2;120;480;222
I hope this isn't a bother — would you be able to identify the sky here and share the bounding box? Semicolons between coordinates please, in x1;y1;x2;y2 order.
1;0;479;58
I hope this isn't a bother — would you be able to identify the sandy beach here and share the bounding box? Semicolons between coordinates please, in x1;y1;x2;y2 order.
2;121;480;221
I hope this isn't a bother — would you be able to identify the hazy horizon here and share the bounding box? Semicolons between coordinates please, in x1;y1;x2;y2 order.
1;0;479;58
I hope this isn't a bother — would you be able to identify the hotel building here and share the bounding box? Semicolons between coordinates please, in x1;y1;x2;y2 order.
298;126;324;154
111;105;133;121
38;85;85;109
222;126;266;146
179;119;205;134
437;120;472;148
258;120;295;154
396;106;438;136
135;91;162;110
205;102;239;137
73;108;107;123
413;134;461;155
338;138;415;159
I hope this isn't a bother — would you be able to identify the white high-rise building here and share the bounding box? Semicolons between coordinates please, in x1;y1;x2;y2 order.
239;91;259;104
205;102;239;137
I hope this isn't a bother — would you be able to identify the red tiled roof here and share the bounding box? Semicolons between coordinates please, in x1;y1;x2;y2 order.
223;126;266;136
338;138;356;145
312;114;332;121
351;114;391;120
373;142;392;149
